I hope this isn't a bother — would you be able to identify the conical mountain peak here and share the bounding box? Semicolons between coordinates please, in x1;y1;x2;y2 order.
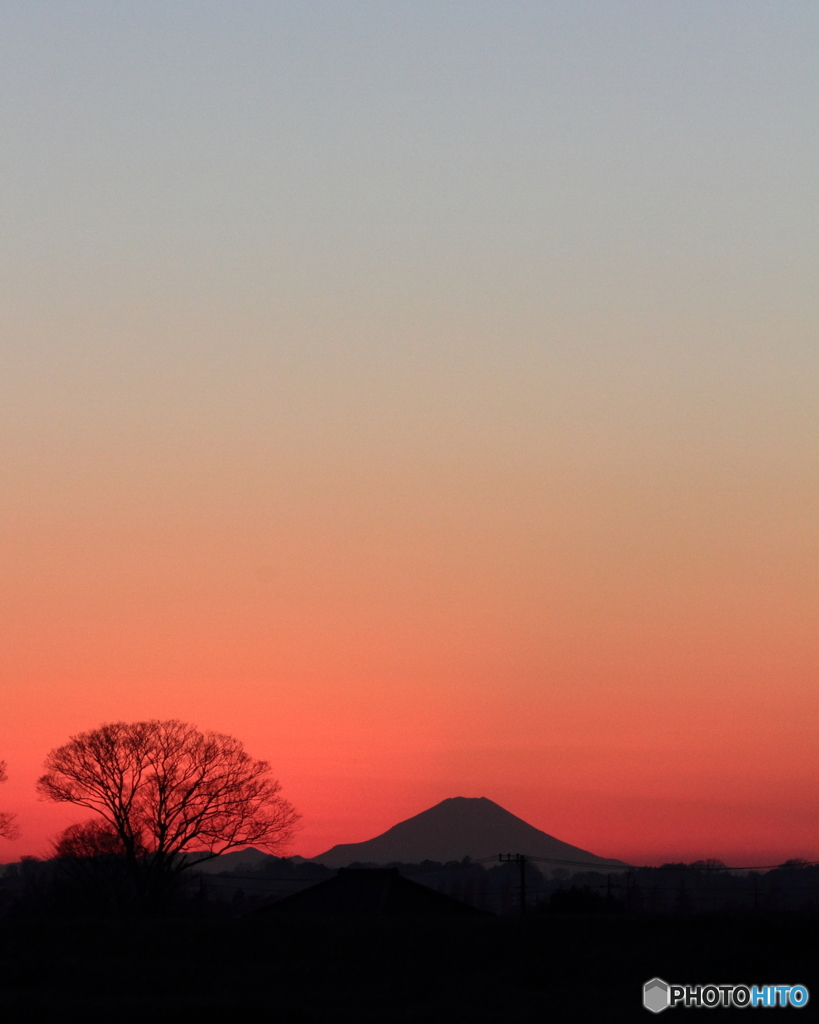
313;797;625;869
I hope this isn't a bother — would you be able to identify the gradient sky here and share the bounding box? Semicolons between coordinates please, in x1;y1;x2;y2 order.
1;1;817;866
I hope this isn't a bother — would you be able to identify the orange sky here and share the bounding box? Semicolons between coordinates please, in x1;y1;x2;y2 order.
2;412;816;864
1;2;817;867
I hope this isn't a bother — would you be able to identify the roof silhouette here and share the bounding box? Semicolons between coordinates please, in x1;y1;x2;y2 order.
313;796;626;869
257;868;489;917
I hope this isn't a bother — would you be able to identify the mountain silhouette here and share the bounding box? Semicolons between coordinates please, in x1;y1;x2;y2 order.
313;797;627;869
187;847;273;874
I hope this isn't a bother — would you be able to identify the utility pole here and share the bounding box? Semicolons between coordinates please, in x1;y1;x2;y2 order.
499;853;527;916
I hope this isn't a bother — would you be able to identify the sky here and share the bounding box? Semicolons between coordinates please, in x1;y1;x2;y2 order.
0;0;817;866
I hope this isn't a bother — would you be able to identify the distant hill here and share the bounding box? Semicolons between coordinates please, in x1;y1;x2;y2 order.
0;847;298;878
186;847;275;874
312;797;627;869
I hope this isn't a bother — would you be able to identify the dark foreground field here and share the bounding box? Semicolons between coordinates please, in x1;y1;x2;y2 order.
0;912;815;1023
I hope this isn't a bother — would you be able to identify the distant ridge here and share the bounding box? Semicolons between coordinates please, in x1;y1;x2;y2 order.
187;847;273;874
312;797;627;869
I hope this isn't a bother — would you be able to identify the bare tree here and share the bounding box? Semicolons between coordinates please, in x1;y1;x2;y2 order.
38;720;299;903
0;761;19;840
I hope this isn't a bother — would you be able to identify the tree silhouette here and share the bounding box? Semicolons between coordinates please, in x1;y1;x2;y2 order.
0;761;19;840
38;720;299;904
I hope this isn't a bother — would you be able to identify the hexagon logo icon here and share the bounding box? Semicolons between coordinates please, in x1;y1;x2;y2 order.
643;978;670;1013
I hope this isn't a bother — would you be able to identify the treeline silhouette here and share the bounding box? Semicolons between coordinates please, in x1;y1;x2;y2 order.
198;856;819;917
3;859;816;1022
0;875;815;1023
6;850;818;922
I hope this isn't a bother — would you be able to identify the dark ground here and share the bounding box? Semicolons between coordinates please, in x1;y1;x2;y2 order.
0;912;815;1022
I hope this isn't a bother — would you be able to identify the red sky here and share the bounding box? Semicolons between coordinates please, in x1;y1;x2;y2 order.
2;434;816;866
